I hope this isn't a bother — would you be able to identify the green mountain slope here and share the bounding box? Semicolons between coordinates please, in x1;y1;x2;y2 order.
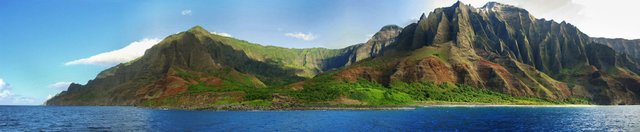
46;25;402;107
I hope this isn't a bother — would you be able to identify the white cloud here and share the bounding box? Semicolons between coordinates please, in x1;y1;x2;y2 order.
285;32;316;41
0;90;11;99
48;82;72;91
404;18;419;26
181;9;192;16
65;38;161;67
46;94;54;100
427;0;584;22
0;79;13;99
0;79;6;89
0;78;39;105
211;32;233;37
13;96;35;104
570;0;640;39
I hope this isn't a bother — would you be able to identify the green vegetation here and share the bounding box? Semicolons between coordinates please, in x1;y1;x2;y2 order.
391;81;591;105
210;96;236;106
348;88;413;105
295;71;343;101
207;34;347;78
352;51;406;70
177;67;266;89
391;82;590;105
294;71;591;106
392;81;535;104
143;73;592;108
187;82;210;93
240;100;272;106
407;44;451;63
295;77;415;105
175;68;201;79
185;82;274;100
559;64;591;76
143;97;179;107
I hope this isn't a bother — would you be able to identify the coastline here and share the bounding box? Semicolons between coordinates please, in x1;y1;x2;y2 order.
412;101;595;107
38;103;637;111
416;104;597;107
139;101;600;111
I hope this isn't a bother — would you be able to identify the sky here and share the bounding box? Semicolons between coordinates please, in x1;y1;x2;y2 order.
1;0;639;105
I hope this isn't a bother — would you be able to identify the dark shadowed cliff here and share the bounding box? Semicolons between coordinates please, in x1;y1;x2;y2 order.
591;37;640;61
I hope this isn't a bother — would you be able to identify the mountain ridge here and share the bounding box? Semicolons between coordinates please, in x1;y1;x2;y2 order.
591;37;640;61
46;24;402;106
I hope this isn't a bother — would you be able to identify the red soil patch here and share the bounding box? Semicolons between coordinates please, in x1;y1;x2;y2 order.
199;77;223;86
336;67;384;83
391;56;456;84
160;75;190;97
287;81;305;90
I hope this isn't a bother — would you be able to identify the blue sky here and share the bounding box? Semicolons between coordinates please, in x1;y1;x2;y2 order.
2;0;640;105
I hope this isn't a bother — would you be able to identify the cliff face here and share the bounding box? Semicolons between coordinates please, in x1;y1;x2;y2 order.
314;1;640;104
591;37;640;61
48;2;640;106
319;25;403;69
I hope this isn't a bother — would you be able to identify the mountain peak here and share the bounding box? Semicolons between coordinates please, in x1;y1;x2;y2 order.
449;1;471;10
380;25;402;32
187;25;210;34
419;13;427;20
451;1;465;7
481;2;519;11
370;25;402;41
482;2;504;8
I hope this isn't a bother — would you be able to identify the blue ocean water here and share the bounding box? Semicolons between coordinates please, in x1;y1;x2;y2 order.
0;106;639;131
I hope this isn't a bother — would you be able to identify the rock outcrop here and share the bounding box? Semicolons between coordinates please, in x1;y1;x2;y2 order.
591;37;640;61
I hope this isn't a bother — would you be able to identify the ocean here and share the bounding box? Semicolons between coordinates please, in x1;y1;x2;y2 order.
1;105;639;131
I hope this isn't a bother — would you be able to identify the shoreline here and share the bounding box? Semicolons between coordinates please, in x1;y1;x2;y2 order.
148;104;624;111
415;104;598;107
42;101;630;111
143;103;609;111
34;104;640;111
411;101;597;107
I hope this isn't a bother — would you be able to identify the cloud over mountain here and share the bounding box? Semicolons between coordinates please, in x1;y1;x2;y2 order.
65;38;161;67
181;9;192;16
48;82;72;91
211;32;232;37
285;32;316;41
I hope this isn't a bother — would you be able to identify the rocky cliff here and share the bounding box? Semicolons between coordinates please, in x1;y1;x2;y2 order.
306;1;640;104
591;37;640;61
